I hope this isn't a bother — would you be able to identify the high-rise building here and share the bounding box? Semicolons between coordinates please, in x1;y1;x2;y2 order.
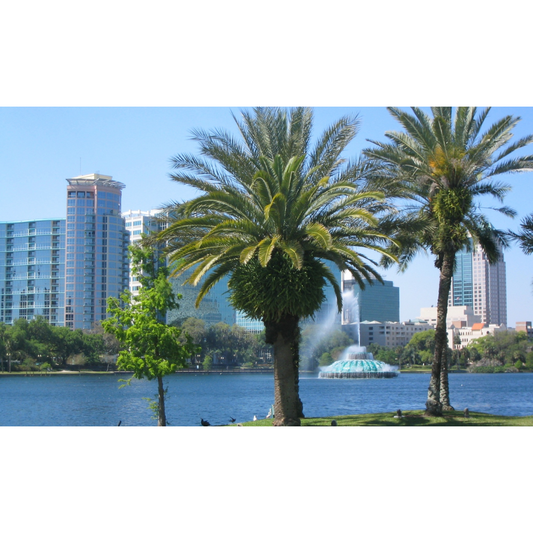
342;272;400;323
122;209;166;294
448;241;507;326
0;219;65;326
65;174;129;330
166;272;235;327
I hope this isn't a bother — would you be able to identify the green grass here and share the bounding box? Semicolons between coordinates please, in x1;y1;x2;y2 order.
234;410;533;426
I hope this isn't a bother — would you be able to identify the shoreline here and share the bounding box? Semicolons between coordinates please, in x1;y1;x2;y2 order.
1;368;530;377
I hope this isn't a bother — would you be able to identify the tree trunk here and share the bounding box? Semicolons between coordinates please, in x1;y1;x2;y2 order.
440;347;454;411
426;250;455;416
157;375;167;426
265;315;302;426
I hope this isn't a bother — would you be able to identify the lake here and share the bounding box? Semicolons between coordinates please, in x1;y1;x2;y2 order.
1;372;533;426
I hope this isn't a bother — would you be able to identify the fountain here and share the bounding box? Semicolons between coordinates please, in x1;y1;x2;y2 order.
318;287;399;379
318;344;399;379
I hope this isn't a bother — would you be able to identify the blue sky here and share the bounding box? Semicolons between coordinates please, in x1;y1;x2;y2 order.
1;106;533;326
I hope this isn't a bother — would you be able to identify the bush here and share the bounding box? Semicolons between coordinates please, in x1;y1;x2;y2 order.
468;366;494;373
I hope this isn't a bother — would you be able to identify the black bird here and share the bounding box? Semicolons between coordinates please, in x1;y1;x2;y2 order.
229;417;236;423
117;421;122;426
201;418;211;426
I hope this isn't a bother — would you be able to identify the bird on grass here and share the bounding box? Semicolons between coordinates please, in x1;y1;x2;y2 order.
201;418;211;426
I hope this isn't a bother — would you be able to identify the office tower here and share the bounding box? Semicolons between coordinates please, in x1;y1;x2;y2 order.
235;309;263;333
0;219;65;326
65;174;129;330
122;209;166;294
166;272;235;327
448;241;507;326
342;271;400;323
122;208;235;327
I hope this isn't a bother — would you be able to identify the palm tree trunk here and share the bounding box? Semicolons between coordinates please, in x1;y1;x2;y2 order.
426;250;455;416
157;375;167;426
266;315;302;426
440;345;454;410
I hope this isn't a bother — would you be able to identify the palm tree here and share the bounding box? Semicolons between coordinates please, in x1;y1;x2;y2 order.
510;214;533;253
159;107;397;426
364;107;533;415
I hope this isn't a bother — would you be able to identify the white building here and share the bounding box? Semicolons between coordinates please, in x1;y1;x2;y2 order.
450;322;507;350
418;305;481;328
418;305;506;349
122;209;166;293
358;320;433;348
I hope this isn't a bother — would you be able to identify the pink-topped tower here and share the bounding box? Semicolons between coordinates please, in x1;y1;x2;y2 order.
64;173;129;330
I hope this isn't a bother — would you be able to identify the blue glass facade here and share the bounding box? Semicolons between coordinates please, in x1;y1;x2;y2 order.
345;278;400;323
167;271;235;327
451;242;473;308
65;175;129;330
0;219;65;326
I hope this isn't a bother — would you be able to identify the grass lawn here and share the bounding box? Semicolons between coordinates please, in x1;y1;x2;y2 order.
235;410;533;426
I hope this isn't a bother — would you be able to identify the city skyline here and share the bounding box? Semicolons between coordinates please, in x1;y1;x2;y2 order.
1;108;533;326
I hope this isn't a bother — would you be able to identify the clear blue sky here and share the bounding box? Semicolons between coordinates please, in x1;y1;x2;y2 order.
1;106;533;326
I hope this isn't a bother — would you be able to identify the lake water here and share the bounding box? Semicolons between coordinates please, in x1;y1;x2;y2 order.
1;372;532;426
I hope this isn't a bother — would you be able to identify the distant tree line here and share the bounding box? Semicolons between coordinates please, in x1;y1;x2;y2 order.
176;317;272;367
0;314;272;373
0;316;120;372
304;327;533;373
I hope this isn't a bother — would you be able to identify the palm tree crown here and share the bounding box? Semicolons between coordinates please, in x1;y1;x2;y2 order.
365;107;533;264
161;107;396;318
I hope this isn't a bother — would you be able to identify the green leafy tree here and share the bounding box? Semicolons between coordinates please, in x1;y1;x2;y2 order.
202;354;213;371
103;243;199;426
89;321;122;358
51;328;85;367
3;319;32;372
159;107;396;425
179;317;207;365
318;352;333;366
365;107;533;415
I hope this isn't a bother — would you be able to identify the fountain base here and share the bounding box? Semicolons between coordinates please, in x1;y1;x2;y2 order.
318;345;399;379
319;371;398;379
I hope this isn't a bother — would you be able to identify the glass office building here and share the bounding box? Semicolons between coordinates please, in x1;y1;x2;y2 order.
0;219;65;326
65;174;129;330
449;240;507;326
342;272;400;323
167;272;235;327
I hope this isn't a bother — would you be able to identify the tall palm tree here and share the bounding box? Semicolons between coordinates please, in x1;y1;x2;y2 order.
159;107;397;426
364;107;533;415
